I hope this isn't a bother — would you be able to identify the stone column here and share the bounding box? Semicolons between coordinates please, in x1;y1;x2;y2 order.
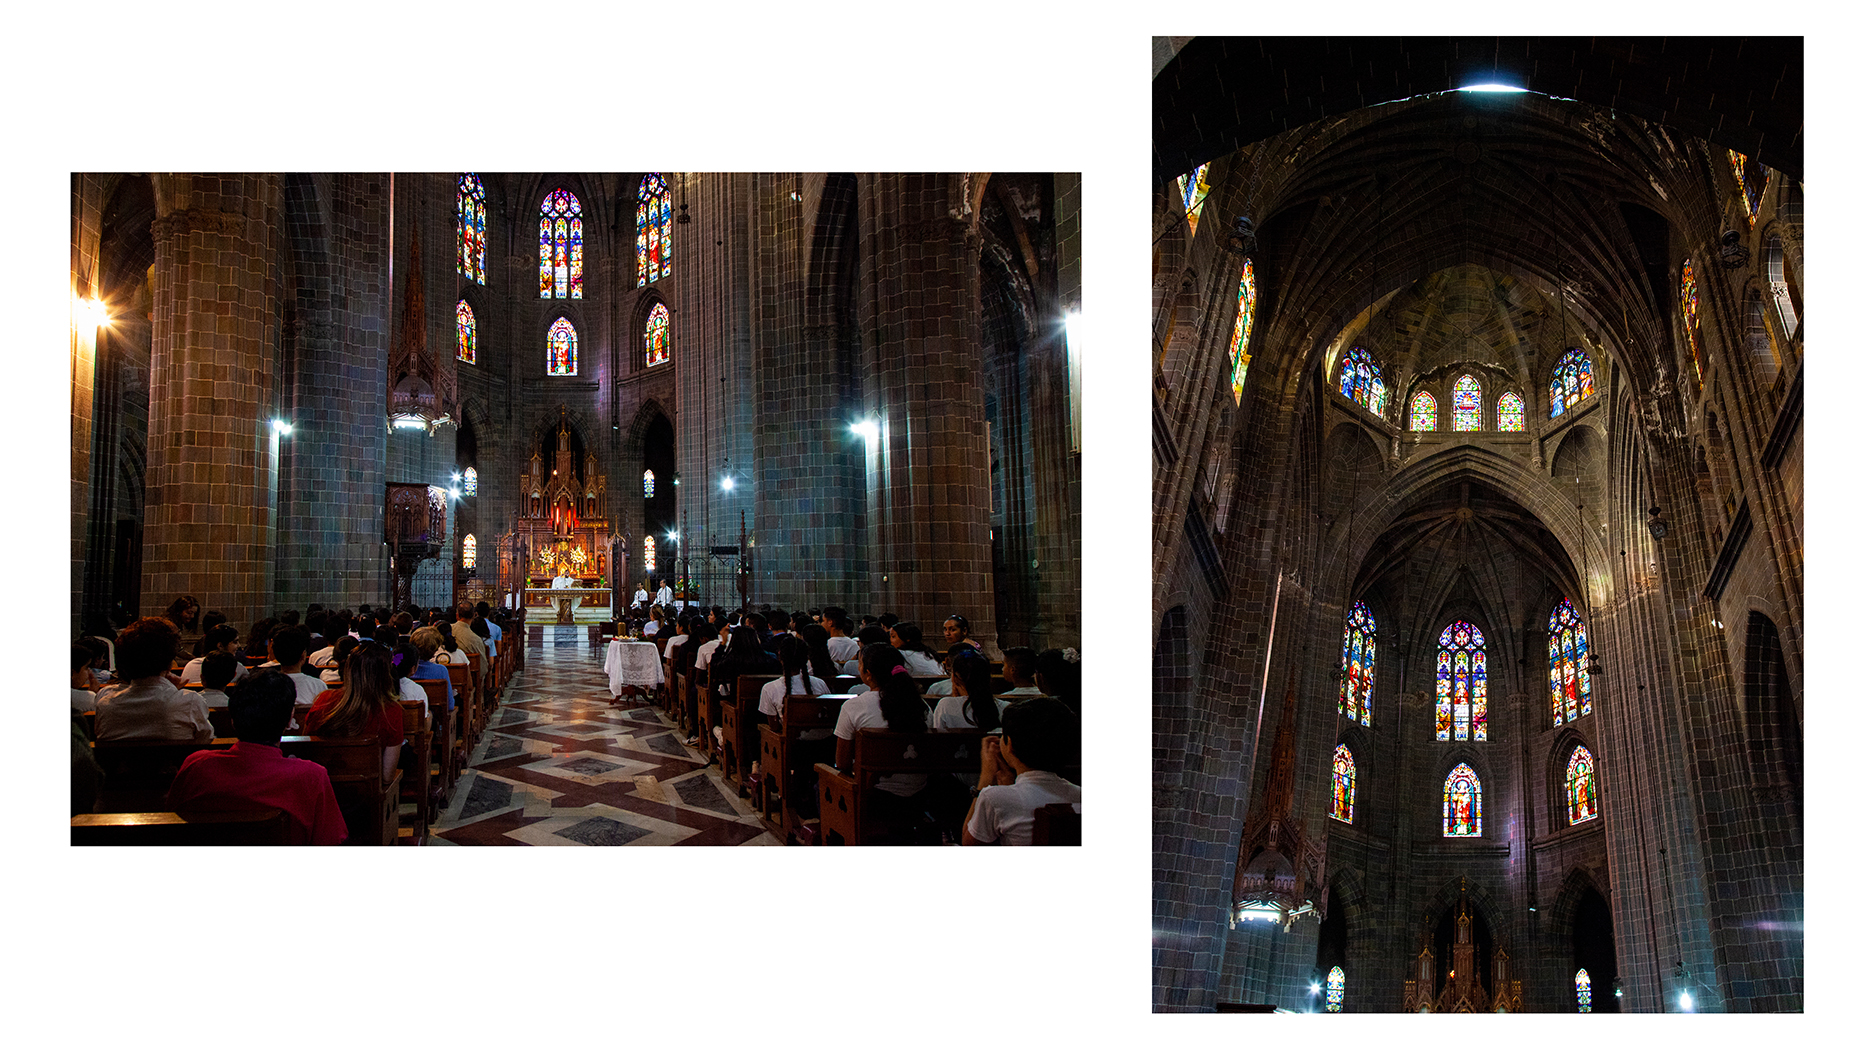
142;174;282;630
856;174;996;650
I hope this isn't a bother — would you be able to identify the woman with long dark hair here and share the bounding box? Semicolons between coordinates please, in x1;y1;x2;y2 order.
888;622;943;675
932;646;1005;731
304;642;405;782
795;623;840;686
758;634;831;721
833;643;932;815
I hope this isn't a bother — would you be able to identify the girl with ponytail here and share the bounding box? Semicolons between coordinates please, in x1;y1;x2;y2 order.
834;643;934;806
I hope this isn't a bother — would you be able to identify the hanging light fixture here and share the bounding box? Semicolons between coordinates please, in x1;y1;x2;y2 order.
1647;505;1669;539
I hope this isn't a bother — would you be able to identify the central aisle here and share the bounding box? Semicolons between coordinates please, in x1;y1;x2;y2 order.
431;637;779;846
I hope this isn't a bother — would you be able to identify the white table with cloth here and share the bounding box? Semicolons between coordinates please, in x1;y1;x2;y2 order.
604;640;665;700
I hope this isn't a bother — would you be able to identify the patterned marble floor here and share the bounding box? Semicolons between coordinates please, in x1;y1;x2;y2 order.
429;634;779;845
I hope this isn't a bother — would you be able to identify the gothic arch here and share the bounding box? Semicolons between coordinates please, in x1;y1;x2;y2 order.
1547;731;1601;829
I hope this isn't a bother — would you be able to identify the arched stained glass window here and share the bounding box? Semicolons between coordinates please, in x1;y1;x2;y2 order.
547;317;578;375
1443;762;1482;837
458;174;486;284
643;535;656;574
456;300;476;365
1178;163;1211;237
1575;968;1592;1012
539;189;583;299
1436;620;1487;741
643;469;655;498
1549;599;1592;725
1409;390;1437;431
1330;744;1356;824
1497;391;1525;432
1227;260;1256;405
644;302;671;367
1728;150;1766;227
1549;347;1596;417
1326;966;1346;1012
1566;745;1599;825
1452;375;1483;431
1338;347;1387;416
1339;602;1376;725
1680;260;1702;386
462;467;478;497
637;173;672;286
462;534;477;569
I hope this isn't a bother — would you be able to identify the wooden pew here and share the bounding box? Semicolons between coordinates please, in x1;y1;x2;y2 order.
755;693;852;840
396;699;432;843
71;808;290;845
813;729;985;845
717;673;778;791
446;663;476;748
415;677;456;793
91;739;232;813
1031;802;1081;845
278;736;402;846
468;651;488;713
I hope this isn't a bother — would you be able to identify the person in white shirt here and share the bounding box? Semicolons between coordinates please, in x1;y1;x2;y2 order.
694;619;731;673
71;644;99;713
758;635;830;719
932;648;1009;731
997;647;1045;697
963;696;1080;846
840;624;889;677
632;584;650;608
93;617;213;744
824;612;861;665
655;579;674;606
889;623;944;676
475;602;503;660
181;624;249;686
833;645;934;821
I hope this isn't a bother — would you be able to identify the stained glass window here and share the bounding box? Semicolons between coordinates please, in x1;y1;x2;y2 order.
463;467;477;497
1330;745;1356;824
1409;390;1437;431
643;535;656;574
1443;762;1482;837
644;302;671;367
1436;620;1487;741
1339;602;1376;725
539;189;584;299
462;534;477;569
1728;150;1765;228
1549;599;1593;725
1566;745;1599;825
1178;163;1211;237
643;469;655;498
457;173;485;284
1680;260;1702;386
1497;391;1525;432
547;317;577;375
1452;375;1483;431
1575;968;1592;1012
456;300;476;365
1549;347;1596;418
1338;347;1386;417
1326;966;1346;1012
1227;260;1256;405
637;173;672;286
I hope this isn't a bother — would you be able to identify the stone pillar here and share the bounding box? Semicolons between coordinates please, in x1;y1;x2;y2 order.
142;174;282;630
856;174;996;649
71;178;105;636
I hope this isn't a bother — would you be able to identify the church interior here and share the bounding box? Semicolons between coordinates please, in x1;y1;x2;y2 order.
68;171;1082;845
1152;39;1802;1012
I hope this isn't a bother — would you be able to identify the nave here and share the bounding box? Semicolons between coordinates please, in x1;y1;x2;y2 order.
433;633;775;846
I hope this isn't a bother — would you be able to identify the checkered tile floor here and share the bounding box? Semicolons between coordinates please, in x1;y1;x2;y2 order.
429;639;778;845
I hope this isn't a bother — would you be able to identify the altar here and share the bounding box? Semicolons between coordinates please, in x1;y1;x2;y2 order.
493;409;630;619
523;586;613;624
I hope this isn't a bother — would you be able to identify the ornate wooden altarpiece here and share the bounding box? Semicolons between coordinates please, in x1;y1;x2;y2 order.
1401;880;1525;1012
496;408;627;622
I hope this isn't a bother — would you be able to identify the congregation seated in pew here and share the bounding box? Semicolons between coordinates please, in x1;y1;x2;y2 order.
165;669;347;845
962;696;1080;846
304;643;406;783
94;617;213;744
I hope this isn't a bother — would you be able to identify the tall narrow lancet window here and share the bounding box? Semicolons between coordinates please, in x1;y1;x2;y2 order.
642;470;655;498
637;173;672;286
644;302;671;367
643;535;656;573
1443;762;1482;837
457;173;486;284
1497;391;1525;432
1409;390;1437;431
1326;966;1346;1012
456;300;476;365
1338;347;1386;416
1565;745;1599;825
1576;968;1593;1012
462;534;477;569
1227;260;1256;405
1339;601;1376;725
547;317;578;375
1178;163;1211;237
1680;261;1702;386
1728;150;1766;227
1550;598;1592;725
1436;620;1487;741
539;189;583;299
1549;347;1595;417
1452;374;1483;431
1330;744;1356;824
462;467;478;497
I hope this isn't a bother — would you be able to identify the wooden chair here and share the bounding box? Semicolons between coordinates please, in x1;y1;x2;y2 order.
755;693;852;839
91;739;232;813
415;677;456;792
813;729;985;845
468;651;489;712
446;663;476;747
1031;802;1082;845
71;808;290;845
279;736;402;846
396;699;432;843
717;673;778;791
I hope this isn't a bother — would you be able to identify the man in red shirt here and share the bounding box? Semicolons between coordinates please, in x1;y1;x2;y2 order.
167;670;347;845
